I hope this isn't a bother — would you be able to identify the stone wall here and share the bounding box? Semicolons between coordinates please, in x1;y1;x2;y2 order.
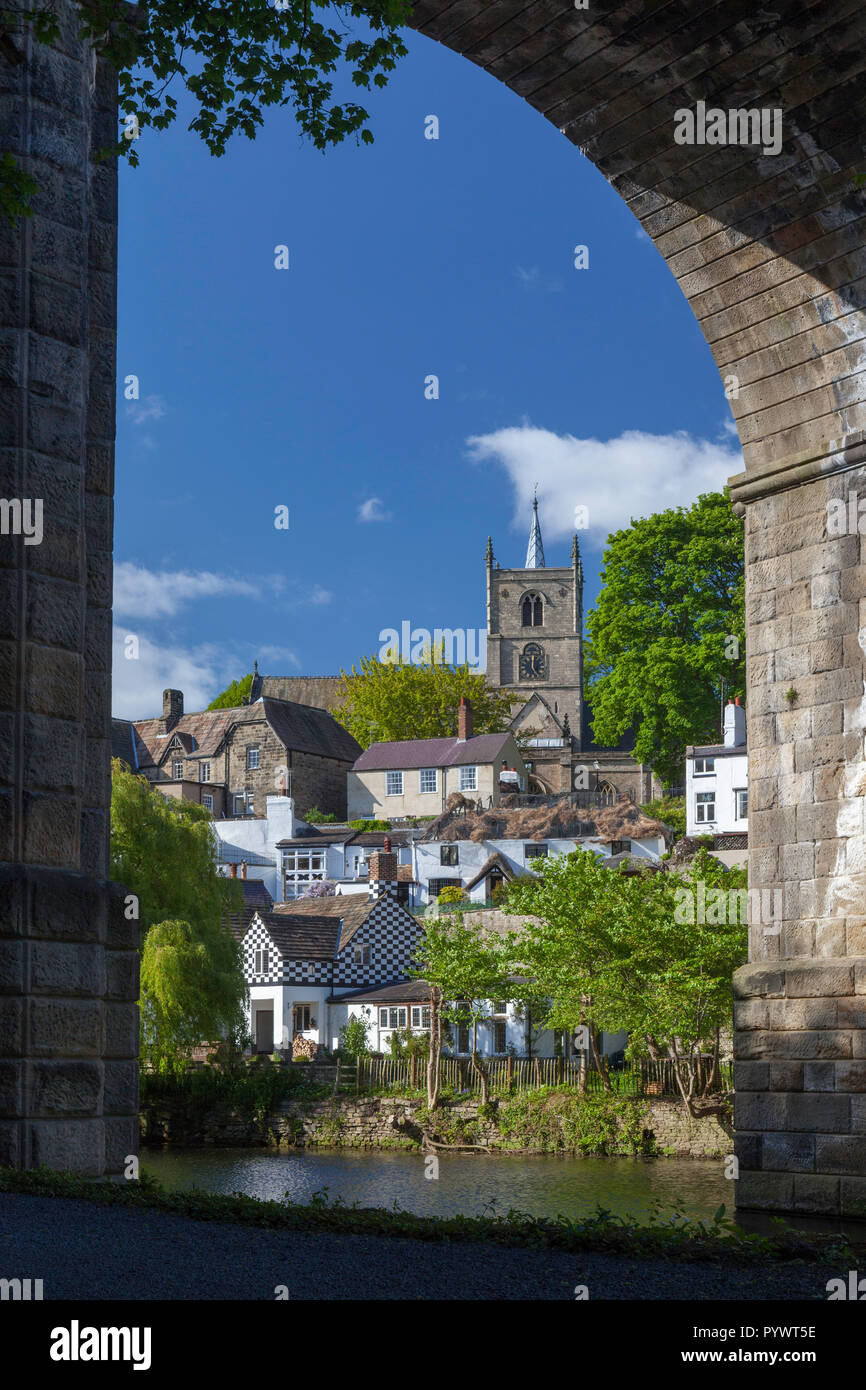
141;1092;732;1158
0;0;139;1178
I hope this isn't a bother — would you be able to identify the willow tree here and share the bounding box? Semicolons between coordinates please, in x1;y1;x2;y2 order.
110;760;246;1071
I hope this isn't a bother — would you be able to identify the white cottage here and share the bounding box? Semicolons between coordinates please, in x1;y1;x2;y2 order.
231;845;423;1053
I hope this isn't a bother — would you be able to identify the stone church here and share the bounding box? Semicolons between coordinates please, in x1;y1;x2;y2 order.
484;498;659;805
256;499;659;808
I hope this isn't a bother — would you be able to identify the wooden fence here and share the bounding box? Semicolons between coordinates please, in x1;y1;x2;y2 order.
351;1055;733;1096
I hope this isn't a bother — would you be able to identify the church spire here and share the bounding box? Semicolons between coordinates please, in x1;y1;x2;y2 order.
525;490;545;568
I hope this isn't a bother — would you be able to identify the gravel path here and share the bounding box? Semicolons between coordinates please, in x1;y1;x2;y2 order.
0;1194;839;1300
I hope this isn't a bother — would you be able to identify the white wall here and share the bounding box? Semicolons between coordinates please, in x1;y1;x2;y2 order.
213;795;297;901
412;835;665;906
686;751;749;836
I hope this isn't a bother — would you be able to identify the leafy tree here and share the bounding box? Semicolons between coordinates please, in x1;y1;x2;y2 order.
333;651;516;747
504;847;747;1112
208;673;253;709
412;916;524;1107
2;1;410;218
141;920;248;1073
584;491;745;787
110;759;246;1071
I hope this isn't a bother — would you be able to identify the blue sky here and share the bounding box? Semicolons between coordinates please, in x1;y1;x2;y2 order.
113;22;742;719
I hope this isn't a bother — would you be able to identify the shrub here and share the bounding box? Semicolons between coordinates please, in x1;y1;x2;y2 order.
303;807;338;824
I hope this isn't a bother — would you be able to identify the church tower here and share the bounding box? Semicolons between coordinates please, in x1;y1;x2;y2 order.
485;498;584;788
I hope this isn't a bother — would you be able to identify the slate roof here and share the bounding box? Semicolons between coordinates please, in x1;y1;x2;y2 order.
258;676;343;711
353;732;512;772
241;879;274;908
111;719;137;766
329;980;431;1005
123;696;360;773
275;828;413;850
272;894;376;951
229;908;343;959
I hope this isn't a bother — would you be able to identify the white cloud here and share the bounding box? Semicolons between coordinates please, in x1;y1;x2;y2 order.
465;424;743;541
114;562;264;620
358;497;392;523
126;395;167;427
111;631;237;719
258;644;302;668
514;266;562;292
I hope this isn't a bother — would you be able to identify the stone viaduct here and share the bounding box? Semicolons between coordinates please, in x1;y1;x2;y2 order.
1;0;865;1212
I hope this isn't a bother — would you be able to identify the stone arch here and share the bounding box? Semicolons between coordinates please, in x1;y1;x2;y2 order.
2;0;865;1210
597;780;618;807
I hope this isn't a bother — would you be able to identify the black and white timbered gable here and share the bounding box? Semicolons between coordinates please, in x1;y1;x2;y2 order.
238;890;422;991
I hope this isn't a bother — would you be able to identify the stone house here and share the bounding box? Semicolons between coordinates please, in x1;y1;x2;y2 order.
347;698;527;819
685;697;749;867
111;687;361;820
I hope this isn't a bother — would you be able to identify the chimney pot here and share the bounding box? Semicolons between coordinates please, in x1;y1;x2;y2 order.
162;688;183;729
241;860;247;880
229;863;237;878
458;697;473;742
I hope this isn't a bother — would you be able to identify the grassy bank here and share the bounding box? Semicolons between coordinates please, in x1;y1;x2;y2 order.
0;1165;849;1267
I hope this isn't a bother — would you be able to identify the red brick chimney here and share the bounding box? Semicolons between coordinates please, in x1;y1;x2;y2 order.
368;847;398;902
458;697;473;742
229;863;237;878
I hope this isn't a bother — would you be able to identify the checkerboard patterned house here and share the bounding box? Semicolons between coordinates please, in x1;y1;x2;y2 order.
230;846;423;1053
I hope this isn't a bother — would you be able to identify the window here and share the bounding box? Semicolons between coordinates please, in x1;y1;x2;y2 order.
608;840;630;855
521;593;543;627
386;770;403;796
458;765;477;792
493;1019;507;1053
440;844;459;867
736;789;748;820
172;760;183;780
246;746;260;770
254;948;270;975
428;878;459;897
282;849;327;897
457;1024;469;1053
419;768;438;794
411;1006;431;1029
202;793;214;813
378;1007;407;1029
200;762;211;783
353;944;370;966
293;1004;312;1032
524;843;548;861
694;757;715;775
493;1002;507;1015
233;793;245;815
696;792;716;823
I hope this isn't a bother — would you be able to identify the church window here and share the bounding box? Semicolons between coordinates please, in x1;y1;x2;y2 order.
597;781;617;806
521;593;543;627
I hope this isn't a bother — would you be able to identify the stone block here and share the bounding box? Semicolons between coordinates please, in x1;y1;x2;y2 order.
735;1170;794;1211
792;1174;840;1215
815;1134;866;1174
803;1061;836;1090
29;1060;101;1117
762;1132;815;1172
30;941;104;997
29;998;102;1057
787;1093;851;1132
29;1118;104;1176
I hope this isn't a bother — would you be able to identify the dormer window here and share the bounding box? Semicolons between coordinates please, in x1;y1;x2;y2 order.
521;593;543;627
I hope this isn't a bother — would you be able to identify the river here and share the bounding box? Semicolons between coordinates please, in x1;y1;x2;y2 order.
142;1147;739;1226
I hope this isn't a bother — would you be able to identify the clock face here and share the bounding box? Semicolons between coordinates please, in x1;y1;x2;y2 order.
519;643;546;680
